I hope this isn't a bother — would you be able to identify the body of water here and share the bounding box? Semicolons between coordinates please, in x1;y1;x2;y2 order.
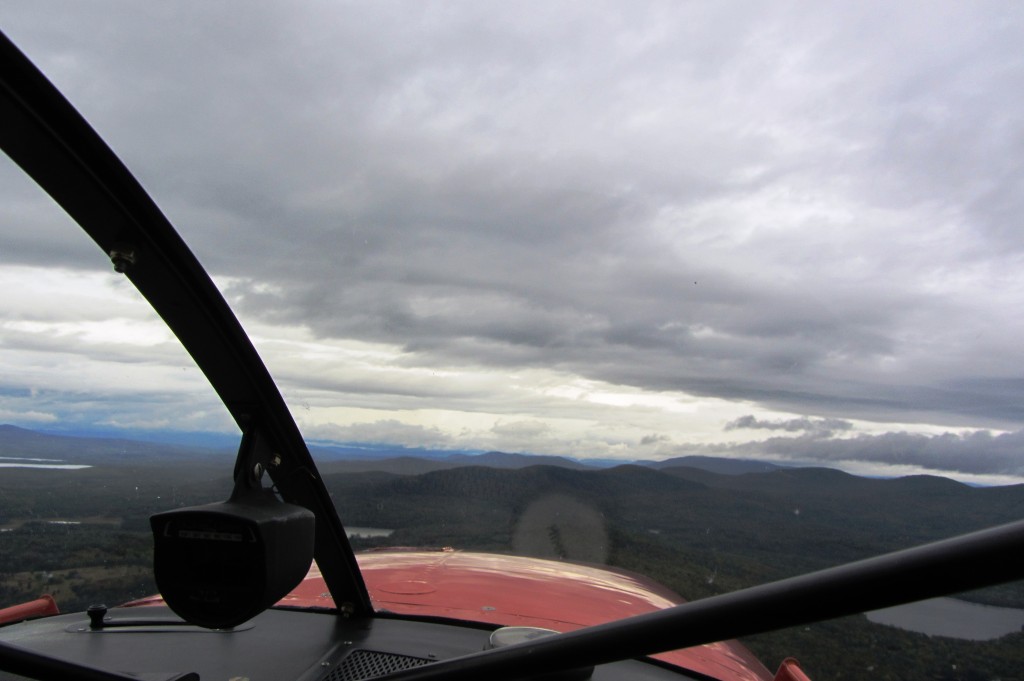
0;456;61;462
347;526;394;538
0;463;92;469
0;457;90;470
0;516;120;531
867;597;1024;640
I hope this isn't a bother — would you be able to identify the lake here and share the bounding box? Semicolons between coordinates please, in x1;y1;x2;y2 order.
0;457;90;470
866;597;1024;640
0;463;92;469
346;526;394;538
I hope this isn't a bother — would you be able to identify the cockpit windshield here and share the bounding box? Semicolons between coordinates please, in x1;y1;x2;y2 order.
3;5;1024;681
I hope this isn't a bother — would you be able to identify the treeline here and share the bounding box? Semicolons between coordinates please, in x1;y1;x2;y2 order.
0;522;155;613
4;456;1024;681
0;465;232;613
325;464;1024;603
744;617;1024;681
0;466;233;522
0;523;150;573
326;463;1024;681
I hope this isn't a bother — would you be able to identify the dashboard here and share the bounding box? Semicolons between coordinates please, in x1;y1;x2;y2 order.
0;606;703;681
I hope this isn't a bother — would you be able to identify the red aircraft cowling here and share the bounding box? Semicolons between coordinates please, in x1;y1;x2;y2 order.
125;549;773;681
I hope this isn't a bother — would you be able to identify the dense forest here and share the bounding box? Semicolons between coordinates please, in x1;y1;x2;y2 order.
3;427;1024;680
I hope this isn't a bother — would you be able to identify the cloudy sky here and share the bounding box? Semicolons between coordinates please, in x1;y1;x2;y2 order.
2;3;1024;482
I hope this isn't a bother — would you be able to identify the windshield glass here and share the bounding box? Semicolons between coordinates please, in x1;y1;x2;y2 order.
3;4;1024;680
0;152;237;612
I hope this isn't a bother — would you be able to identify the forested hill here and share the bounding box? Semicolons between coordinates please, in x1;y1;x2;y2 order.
644;455;783;474
325;462;1024;680
326;463;1024;601
5;425;1024;681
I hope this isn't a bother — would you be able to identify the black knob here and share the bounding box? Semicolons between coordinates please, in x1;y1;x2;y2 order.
87;604;107;629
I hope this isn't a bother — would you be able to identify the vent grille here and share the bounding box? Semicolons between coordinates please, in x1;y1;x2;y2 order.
323;649;433;681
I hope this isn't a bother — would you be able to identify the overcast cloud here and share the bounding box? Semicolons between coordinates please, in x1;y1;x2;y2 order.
2;2;1024;480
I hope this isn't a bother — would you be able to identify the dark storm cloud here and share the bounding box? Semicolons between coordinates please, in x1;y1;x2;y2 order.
725;415;854;435
4;2;1024;458
654;427;1024;477
737;429;1024;477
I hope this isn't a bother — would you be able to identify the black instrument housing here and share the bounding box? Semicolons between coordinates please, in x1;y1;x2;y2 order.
151;494;314;629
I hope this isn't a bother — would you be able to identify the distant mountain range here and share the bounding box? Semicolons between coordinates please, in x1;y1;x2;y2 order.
4;429;1022;681
0;424;233;465
0;424;782;477
4;423;1023;612
314;450;590;475
641;455;783;475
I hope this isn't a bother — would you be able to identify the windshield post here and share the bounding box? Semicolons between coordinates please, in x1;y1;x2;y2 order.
0;29;372;618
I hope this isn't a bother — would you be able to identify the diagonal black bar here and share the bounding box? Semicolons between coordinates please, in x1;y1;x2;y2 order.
374;518;1024;681
0;30;371;616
